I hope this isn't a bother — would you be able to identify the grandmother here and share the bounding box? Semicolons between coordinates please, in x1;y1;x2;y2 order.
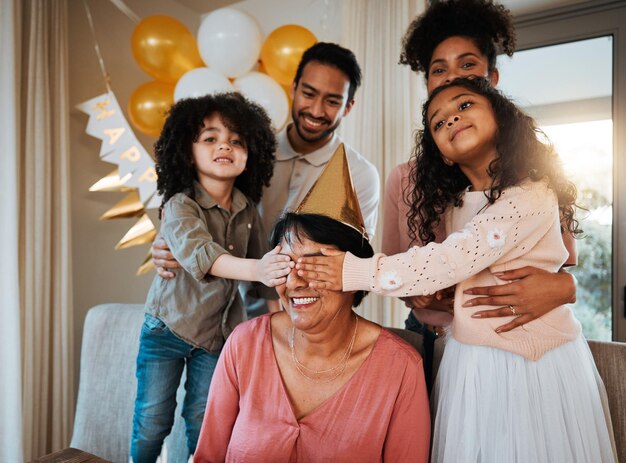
194;213;430;463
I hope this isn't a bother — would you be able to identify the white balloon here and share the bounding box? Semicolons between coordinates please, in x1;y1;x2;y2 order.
174;68;234;102
234;72;289;130
197;8;262;78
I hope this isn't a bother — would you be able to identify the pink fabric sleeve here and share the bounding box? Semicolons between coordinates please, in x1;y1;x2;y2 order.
382;164;405;256
194;334;240;463
383;356;431;462
343;182;562;297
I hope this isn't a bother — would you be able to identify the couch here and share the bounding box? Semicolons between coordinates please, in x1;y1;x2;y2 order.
71;303;626;463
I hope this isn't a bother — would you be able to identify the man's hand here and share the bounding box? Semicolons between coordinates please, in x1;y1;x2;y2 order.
402;288;454;326
151;234;182;279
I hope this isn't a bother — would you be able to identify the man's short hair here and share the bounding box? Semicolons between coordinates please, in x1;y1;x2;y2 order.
293;42;362;101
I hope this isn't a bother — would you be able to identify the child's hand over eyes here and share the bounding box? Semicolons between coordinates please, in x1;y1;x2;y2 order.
257;246;294;287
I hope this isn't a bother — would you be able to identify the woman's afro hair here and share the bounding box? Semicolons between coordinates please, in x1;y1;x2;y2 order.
400;0;516;73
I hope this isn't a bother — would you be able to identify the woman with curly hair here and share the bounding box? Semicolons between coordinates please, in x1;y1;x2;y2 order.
297;77;616;462
131;93;293;462
384;0;577;390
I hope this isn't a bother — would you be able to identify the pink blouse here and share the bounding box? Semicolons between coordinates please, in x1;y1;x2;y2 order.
194;314;430;462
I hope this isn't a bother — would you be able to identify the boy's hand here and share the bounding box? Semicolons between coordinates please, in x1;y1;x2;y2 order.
257;245;294;287
295;249;345;291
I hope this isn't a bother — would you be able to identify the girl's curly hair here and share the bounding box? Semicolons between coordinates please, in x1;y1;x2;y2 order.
155;92;276;209
407;77;581;245
400;0;516;74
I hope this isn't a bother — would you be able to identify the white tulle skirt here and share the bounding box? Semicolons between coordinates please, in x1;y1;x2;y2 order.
431;335;617;463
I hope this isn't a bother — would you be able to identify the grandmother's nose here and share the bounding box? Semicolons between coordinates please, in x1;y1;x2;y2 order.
286;268;307;289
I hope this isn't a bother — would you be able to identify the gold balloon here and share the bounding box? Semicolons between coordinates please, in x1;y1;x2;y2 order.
260;25;317;86
281;82;293;110
131;15;204;83
128;81;174;137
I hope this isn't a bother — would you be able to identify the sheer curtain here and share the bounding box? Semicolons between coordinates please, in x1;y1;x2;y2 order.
1;0;74;459
0;0;25;461
341;0;427;327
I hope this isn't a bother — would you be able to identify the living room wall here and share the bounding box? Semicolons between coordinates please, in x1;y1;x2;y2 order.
67;0;340;392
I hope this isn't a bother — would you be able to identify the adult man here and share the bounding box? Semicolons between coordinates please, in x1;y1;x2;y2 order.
153;42;379;286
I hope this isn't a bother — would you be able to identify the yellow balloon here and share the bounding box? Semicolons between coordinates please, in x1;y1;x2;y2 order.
281;82;293;109
260;25;317;86
128;81;174;137
131;16;204;83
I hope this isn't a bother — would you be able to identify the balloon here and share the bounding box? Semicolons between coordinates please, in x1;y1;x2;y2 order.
174;68;234;102
261;25;317;86
128;81;174;137
234;72;289;130
131;16;203;83
197;9;262;78
281;83;293;109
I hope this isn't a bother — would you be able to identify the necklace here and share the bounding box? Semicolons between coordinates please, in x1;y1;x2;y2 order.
290;314;359;383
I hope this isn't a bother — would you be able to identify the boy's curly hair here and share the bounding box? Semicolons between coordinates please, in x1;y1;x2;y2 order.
408;77;581;245
154;92;276;208
399;0;516;74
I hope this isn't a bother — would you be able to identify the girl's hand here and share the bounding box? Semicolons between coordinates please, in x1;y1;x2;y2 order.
465;266;576;333
295;248;346;291
257;245;294;287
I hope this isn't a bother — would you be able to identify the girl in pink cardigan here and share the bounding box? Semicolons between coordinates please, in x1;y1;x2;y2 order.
297;77;616;462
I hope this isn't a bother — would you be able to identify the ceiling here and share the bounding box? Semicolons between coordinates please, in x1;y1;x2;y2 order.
174;0;596;16
500;0;592;16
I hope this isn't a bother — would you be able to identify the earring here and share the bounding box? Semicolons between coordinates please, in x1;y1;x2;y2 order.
442;156;454;166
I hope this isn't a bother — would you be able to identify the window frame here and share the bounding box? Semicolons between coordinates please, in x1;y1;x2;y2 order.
514;0;626;341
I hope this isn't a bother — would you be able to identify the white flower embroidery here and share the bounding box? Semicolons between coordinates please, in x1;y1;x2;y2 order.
447;228;473;242
379;271;403;290
486;228;506;248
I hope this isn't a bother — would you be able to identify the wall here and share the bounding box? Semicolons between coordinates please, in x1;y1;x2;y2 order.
68;0;340;393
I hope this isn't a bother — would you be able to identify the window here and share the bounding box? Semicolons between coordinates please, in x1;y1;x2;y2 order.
507;1;626;341
498;36;613;340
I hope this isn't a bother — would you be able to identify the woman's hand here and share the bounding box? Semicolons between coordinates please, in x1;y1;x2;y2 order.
257;245;294;287
152;234;182;278
295;248;346;291
466;266;576;333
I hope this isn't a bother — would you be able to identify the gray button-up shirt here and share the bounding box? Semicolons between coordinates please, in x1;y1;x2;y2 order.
145;182;276;352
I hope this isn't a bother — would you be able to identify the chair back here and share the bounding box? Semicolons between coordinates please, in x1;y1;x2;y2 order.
71;304;187;463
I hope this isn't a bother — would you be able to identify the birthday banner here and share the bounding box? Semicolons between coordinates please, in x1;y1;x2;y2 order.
77;92;161;208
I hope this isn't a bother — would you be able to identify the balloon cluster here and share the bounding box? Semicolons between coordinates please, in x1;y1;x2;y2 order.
128;9;317;136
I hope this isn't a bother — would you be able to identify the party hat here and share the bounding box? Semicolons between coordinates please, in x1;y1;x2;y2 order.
295;143;368;240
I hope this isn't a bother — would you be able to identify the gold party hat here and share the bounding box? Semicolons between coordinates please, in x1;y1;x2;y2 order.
295;143;368;240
